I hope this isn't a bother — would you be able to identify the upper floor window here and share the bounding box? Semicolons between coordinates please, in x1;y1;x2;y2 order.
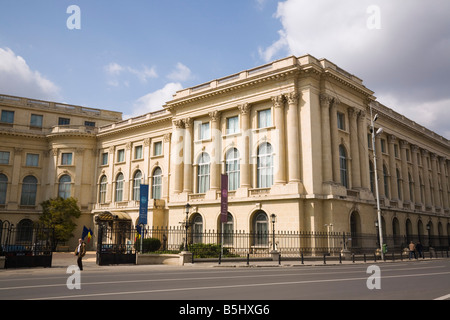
337;112;345;130
101;152;108;165
257;142;273;188
115;173;124;202
61;153;73;165
226;116;239;134
20;175;38;206
200;122;210;140
58;175;72;199
84;121;95;127
0;174;7;205
339;145;348;188
197;152;210;193
257;109;271;129
0;151;10;165
58;117;70;125
26;154;39;167
133;170;142;201
226;148;240;191
134;145;143;160
30;114;43;128
1;110;14;124
153;141;162;156
152;167;162;200
99;175;107;204
117;149;125;162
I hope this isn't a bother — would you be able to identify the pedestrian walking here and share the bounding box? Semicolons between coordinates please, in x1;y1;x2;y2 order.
74;238;86;270
416;241;423;258
408;241;416;260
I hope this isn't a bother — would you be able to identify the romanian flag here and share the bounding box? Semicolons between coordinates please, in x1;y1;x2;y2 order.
82;226;94;243
135;225;141;242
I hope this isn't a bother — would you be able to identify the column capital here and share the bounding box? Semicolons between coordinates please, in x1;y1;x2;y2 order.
285;91;300;105
400;140;409;149
183;117;194;128
319;93;333;108
388;134;397;144
208;110;221;122
173;119;185;129
272;95;286;108
238;103;251;115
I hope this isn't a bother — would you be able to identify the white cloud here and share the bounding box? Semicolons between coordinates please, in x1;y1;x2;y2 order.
125;82;183;119
167;62;192;82
0;47;60;100
259;0;450;138
104;62;158;86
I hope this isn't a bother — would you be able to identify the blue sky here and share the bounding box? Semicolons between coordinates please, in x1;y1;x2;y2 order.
1;0;449;138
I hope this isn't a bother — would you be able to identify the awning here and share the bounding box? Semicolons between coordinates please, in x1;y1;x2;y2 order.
95;211;132;222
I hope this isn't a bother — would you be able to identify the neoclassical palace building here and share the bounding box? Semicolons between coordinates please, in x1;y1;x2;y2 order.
1;55;449;249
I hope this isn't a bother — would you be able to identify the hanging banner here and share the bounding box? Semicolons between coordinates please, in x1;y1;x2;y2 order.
221;174;228;223
139;184;149;225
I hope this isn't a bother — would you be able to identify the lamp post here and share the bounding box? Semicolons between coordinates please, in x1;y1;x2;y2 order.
370;102;385;260
426;222;432;248
184;203;191;252
270;214;277;252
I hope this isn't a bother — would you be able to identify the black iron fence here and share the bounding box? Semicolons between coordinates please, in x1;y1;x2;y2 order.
0;220;54;268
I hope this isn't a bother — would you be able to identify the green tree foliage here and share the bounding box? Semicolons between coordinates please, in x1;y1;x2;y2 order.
39;197;81;246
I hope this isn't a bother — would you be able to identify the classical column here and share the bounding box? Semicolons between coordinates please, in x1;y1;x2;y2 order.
358;110;370;190
238;103;251;188
183;118;193;193
273;95;286;185
430;153;441;208
388;135;398;200
439;157;449;209
411;145;421;205
421;149;432;208
399;140;411;203
171;119;184;194
349;107;361;189
209;110;221;190
330;98;340;183
286;91;301;183
320;94;333;183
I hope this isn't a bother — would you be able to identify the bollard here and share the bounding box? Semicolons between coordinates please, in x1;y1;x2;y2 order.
352;253;355;263
247;253;250;265
364;253;366;263
339;253;342;264
218;252;222;265
279;253;281;265
323;253;326;265
374;252;377;262
301;252;304;265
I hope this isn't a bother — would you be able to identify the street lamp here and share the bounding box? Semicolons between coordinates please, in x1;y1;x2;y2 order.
184;203;191;252
270;214;277;252
426;222;432;248
370;101;385;260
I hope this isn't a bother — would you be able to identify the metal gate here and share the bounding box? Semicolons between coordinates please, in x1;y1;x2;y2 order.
0;220;54;269
96;222;136;265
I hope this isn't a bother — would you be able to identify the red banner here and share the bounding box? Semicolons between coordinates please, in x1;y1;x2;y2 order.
221;174;228;223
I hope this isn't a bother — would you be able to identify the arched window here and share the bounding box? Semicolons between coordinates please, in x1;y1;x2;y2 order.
222;213;234;245
0;174;7;205
20;175;37;206
393;217;400;246
152;167;162;200
350;211;361;247
339;145;348;188
99;175;107;204
115;173;124;202
191;213;203;244
133;170;142;201
408;172;414;202
197;153;210;193
226;148;240;191
58;174;71;199
257;143;273;188
369;161;375;193
253;211;269;246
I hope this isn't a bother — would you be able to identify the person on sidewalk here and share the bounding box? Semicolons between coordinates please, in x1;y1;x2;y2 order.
408;241;416;260
74;238;86;270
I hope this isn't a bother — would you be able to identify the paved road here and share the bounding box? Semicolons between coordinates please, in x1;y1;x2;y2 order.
0;254;449;303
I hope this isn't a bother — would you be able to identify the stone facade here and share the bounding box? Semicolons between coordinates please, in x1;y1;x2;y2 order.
1;55;449;250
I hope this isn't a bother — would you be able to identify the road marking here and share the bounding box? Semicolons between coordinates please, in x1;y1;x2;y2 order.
29;271;450;300
434;294;450;300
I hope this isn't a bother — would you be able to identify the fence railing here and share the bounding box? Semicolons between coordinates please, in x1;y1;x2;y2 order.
130;226;450;258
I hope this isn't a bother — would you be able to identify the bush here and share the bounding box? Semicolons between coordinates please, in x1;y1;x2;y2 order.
135;238;162;253
189;243;238;258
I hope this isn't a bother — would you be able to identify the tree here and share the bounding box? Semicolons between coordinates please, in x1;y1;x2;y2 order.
39;197;81;247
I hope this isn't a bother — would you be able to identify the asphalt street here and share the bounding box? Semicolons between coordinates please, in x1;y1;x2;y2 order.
0;254;449;302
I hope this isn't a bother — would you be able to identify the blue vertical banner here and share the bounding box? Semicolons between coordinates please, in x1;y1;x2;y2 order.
221;174;228;223
139;184;149;225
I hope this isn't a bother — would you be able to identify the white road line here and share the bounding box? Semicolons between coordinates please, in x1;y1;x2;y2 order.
29;271;450;300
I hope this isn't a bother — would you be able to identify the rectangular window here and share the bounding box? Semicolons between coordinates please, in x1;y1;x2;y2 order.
117;149;125;162
135;145;143;159
26;154;39;167
1;110;14;124
58;117;70;125
337;112;345;130
381;139;386;153
61;153;73;165
257;109;271;128
0;151;10;165
200;122;210;140
394;144;399;158
30;114;43;128
226;116;239;134
84;121;95;127
153;141;162;156
101;152;108;165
